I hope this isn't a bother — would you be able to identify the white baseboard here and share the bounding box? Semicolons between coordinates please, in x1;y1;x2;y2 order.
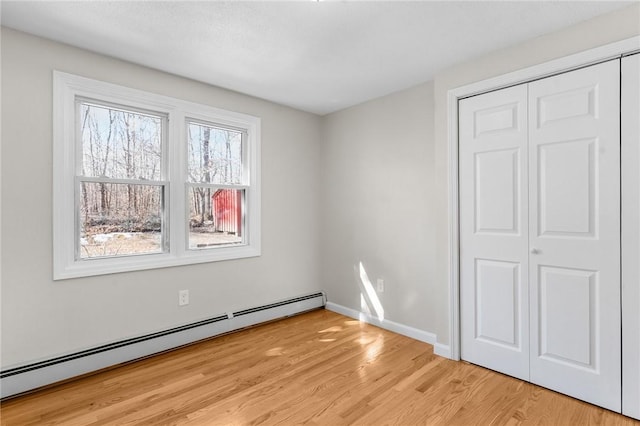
1;292;325;399
325;301;448;352
434;343;452;358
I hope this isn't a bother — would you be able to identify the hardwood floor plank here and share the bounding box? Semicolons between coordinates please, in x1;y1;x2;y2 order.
1;310;637;425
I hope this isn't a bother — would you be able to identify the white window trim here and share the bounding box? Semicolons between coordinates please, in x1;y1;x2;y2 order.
53;71;261;280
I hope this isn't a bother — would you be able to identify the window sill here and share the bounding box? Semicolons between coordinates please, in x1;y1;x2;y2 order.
54;245;261;280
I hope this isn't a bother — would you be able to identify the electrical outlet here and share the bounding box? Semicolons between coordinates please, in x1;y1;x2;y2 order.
178;289;189;306
376;279;385;293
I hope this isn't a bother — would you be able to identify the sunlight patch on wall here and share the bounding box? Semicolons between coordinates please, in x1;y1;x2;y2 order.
359;262;385;321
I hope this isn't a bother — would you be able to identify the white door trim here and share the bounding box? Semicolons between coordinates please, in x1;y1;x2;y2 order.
622;52;640;420
447;36;640;362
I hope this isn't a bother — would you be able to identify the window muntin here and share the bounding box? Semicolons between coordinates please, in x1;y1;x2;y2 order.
54;71;261;279
76;101;168;260
186;120;247;250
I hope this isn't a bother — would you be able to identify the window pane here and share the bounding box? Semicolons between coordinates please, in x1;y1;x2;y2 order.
80;182;164;258
188;188;244;249
80;103;162;180
187;122;243;185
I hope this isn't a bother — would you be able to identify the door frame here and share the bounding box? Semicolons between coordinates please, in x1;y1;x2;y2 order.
447;36;640;362
622;52;640;419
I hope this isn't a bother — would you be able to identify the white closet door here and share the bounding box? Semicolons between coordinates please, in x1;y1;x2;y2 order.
528;60;621;411
622;52;640;420
459;85;530;381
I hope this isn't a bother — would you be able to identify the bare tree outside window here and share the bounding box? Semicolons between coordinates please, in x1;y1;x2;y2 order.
187;122;244;249
55;72;261;279
79;103;165;258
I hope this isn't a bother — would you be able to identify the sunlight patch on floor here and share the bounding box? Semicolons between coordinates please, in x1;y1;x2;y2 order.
265;347;284;356
366;335;385;362
318;326;343;333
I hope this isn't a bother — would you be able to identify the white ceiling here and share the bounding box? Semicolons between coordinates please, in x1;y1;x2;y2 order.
1;1;635;115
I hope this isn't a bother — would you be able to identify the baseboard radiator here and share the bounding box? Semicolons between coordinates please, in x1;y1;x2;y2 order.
0;292;325;399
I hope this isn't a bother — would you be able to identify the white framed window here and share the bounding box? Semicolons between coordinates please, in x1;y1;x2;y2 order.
53;71;261;280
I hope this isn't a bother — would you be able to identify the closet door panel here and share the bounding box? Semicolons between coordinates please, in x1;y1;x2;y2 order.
622;52;640;420
537;138;595;236
459;85;530;381
528;60;621;411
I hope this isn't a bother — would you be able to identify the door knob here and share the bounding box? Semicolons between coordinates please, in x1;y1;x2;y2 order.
530;248;539;255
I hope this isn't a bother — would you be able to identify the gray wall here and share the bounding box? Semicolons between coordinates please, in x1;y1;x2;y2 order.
2;4;639;369
321;82;438;333
321;4;640;347
1;28;322;367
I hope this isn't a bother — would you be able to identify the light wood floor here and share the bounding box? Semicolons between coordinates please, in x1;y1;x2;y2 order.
1;309;637;425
